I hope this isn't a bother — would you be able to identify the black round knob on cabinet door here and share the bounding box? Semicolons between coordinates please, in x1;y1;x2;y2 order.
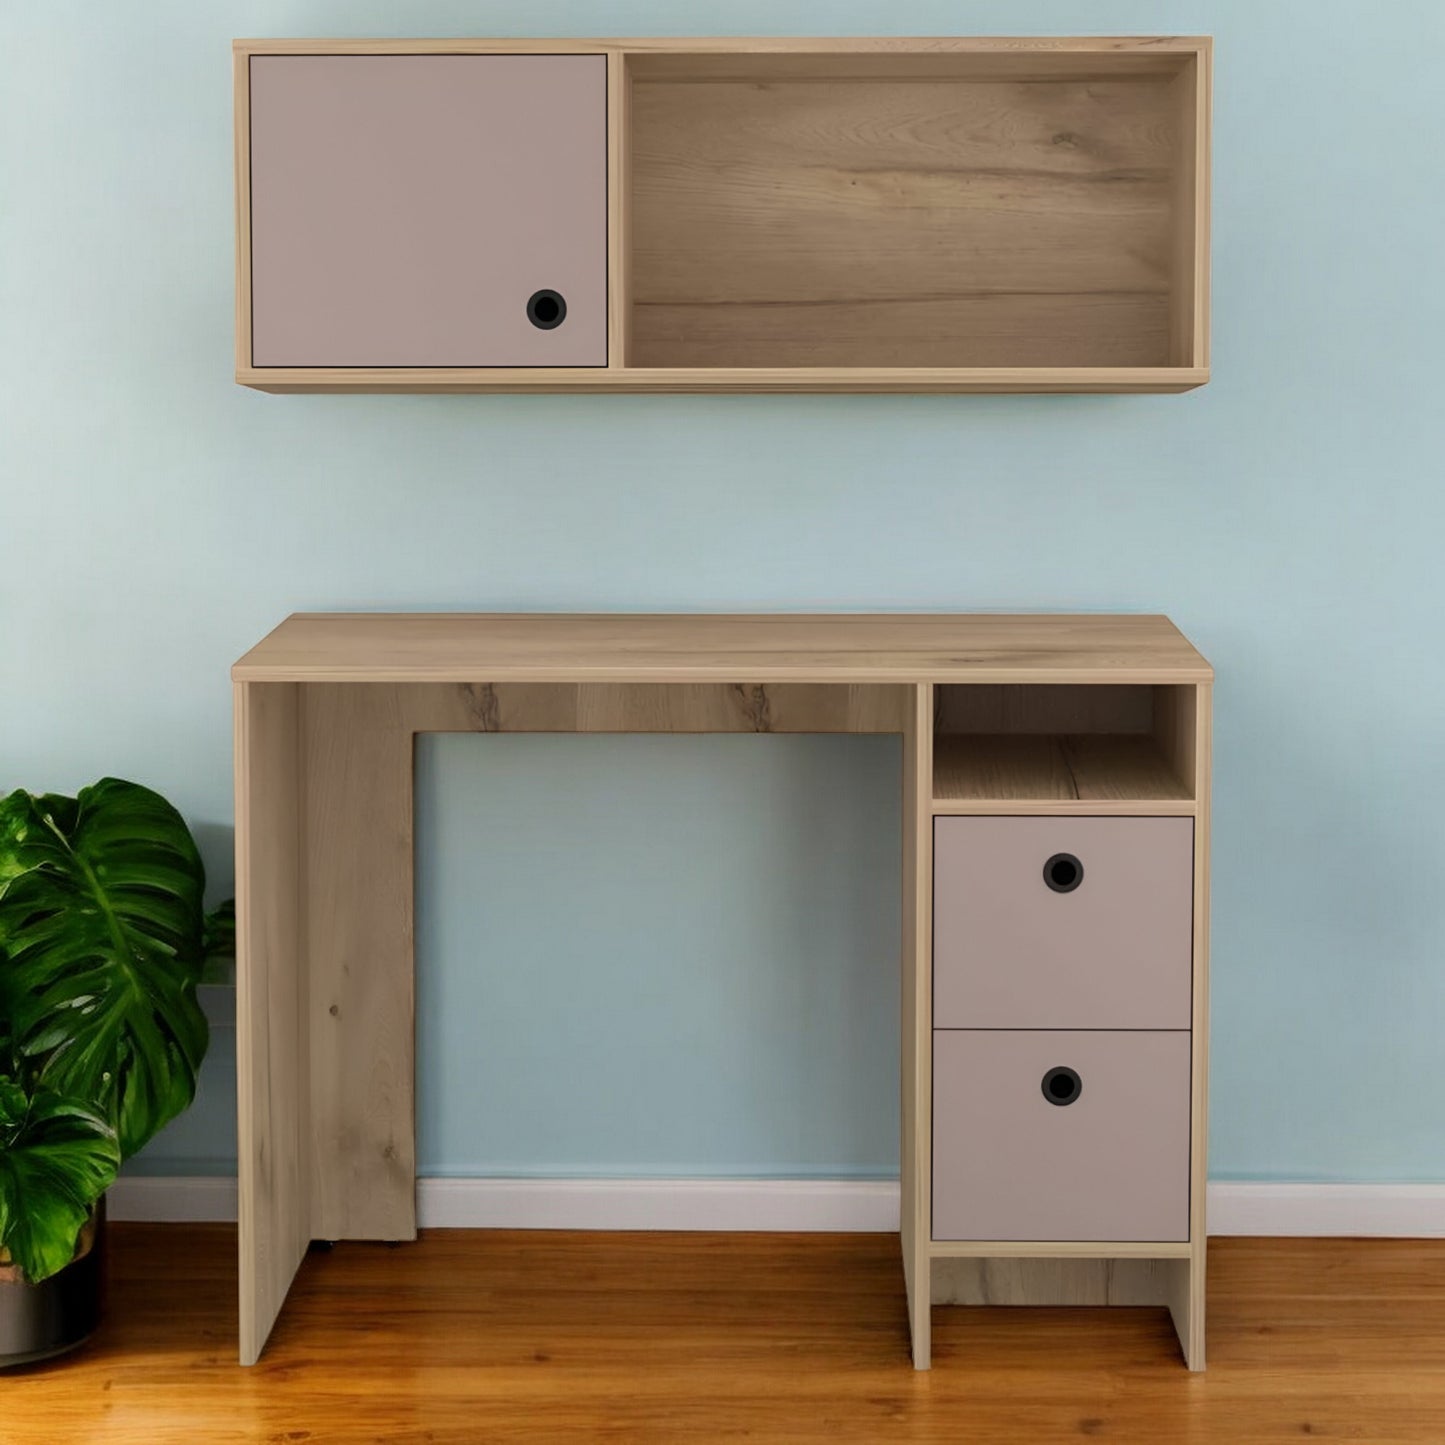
1041;1066;1082;1107
526;289;567;330
1042;851;1083;893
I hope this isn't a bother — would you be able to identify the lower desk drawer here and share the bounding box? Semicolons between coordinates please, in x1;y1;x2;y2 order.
933;1029;1191;1243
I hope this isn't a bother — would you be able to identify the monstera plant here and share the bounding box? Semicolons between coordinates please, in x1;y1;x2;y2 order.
0;778;226;1357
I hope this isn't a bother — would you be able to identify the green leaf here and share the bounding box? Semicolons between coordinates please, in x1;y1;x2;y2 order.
202;898;236;984
0;1078;118;1282
0;1076;26;1134
0;779;209;1159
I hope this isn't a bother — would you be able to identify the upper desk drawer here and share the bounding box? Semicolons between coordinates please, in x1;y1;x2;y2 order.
246;54;608;368
934;816;1193;1030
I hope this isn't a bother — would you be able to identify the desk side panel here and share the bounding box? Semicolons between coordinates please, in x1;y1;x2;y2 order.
1184;680;1213;1368
1155;680;1211;1368
901;684;933;1368
236;681;310;1364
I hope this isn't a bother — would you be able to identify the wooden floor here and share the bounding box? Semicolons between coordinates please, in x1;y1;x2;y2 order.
5;1228;1445;1443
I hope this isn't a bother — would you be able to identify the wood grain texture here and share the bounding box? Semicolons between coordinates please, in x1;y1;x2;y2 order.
935;681;1155;734
931;679;1199;806
238;364;1209;393
1165;1254;1195;1370
1169;47;1212;368
1186;682;1214;1369
625;50;1197;82
629;298;1173;372
397;680;910;733
900;685;933;1368
630;74;1178;369
933;1254;1182;1305
301;685;419;1245
932;1240;1192;1259
606;51;631;367
1154;681;1199;790
233;682;309;1367
233;613;1214;685
236;36;1210;58
9;1229;1445;1445
931;733;1192;804
233;48;252;373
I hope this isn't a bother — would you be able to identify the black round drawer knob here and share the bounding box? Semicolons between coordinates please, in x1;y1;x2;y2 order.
1041;1066;1082;1107
526;289;567;330
1042;852;1083;893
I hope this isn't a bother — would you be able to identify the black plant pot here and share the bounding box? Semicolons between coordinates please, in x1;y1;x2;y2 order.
0;1199;105;1368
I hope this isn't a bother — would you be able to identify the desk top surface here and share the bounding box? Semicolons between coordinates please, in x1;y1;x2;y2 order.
233;613;1212;684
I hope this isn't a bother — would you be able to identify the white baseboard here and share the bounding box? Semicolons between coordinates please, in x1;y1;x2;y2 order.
417;1177;900;1231
1207;1183;1445;1238
107;1176;1445;1238
105;1176;899;1230
110;1176;239;1223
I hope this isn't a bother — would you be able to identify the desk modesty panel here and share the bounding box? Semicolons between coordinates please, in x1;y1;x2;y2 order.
232;613;1212;1370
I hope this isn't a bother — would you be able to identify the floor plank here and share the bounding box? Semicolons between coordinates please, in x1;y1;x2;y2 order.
4;1228;1445;1443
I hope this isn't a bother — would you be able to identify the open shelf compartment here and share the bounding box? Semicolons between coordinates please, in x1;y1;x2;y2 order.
932;683;1197;807
625;44;1209;379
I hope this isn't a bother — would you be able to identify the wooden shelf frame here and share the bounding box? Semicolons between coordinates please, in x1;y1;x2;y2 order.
930;1239;1193;1260
233;36;1211;394
932;734;1194;811
932;682;1198;809
232;613;1212;1372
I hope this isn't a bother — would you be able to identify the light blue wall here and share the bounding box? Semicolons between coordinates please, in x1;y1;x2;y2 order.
3;1;1443;1185
416;735;900;1177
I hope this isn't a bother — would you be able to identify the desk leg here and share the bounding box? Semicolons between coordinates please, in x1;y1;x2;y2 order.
236;681;311;1365
1182;682;1212;1369
900;684;933;1368
301;684;419;1243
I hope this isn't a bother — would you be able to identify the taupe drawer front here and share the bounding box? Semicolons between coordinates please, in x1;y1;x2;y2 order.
933;816;1193;1030
249;55;608;367
933;1029;1190;1242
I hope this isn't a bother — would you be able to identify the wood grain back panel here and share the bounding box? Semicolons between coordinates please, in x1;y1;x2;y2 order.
932;1254;1180;1306
630;72;1181;368
935;683;1156;735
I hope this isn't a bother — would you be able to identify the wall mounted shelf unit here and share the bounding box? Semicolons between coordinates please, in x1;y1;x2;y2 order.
234;37;1211;394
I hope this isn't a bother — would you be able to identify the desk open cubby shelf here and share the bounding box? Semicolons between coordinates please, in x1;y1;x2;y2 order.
932;683;1197;810
234;37;1211;394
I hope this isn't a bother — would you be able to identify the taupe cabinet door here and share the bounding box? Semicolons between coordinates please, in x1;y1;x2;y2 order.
248;55;607;367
